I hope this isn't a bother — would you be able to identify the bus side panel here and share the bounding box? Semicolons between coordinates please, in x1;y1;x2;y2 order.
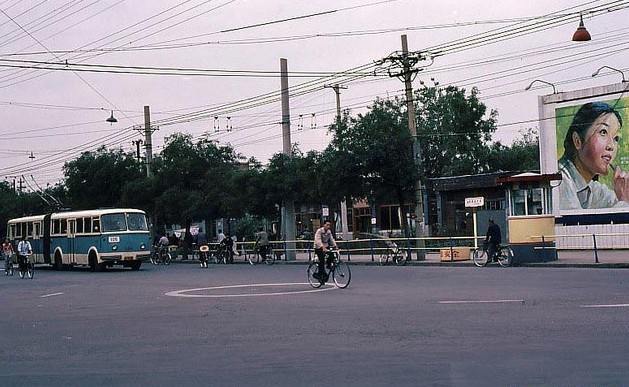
43;214;51;264
75;235;100;265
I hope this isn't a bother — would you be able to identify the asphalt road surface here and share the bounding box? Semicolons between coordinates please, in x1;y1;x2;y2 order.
2;262;629;386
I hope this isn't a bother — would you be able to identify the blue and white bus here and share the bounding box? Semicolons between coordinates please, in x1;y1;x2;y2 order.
7;208;151;271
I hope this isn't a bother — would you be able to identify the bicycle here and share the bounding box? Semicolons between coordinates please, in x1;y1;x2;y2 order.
4;253;14;276
307;249;351;289
150;245;172;265
248;244;275;265
18;253;34;279
473;243;513;267
378;243;408;266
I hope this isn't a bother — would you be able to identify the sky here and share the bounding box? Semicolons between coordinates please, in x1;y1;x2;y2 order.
1;0;628;188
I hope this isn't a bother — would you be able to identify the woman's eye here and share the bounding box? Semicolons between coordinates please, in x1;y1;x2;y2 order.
600;128;608;136
614;136;620;143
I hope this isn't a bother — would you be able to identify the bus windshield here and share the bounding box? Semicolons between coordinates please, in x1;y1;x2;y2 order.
101;213;127;232
127;213;148;231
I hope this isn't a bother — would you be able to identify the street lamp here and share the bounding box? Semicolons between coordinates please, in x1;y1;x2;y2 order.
106;110;118;124
525;79;557;94
572;13;591;42
592;65;627;83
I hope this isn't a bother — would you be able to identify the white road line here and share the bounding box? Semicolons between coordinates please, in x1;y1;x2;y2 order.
40;292;64;298
165;282;336;298
438;299;525;304
581;304;629;308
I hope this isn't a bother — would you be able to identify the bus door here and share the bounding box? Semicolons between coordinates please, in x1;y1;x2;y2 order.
43;214;51;264
33;221;41;264
68;219;77;264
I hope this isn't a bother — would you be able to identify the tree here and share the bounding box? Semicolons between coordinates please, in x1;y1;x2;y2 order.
488;128;540;172
326;98;419;235
415;86;498;177
63;147;143;209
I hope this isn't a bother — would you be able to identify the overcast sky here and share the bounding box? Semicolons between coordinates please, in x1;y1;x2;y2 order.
1;0;628;187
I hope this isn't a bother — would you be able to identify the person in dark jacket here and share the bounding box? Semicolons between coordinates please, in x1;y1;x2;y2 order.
485;219;502;262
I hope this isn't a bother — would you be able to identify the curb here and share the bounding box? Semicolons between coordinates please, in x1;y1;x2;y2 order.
168;258;629;269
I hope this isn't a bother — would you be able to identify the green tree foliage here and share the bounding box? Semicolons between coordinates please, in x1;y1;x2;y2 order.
63;146;143;209
415;86;498;177
488;128;540;172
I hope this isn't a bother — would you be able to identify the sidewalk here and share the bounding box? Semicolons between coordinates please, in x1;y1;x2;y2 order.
173;249;629;268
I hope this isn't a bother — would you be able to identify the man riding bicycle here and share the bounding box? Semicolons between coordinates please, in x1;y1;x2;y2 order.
484;219;502;263
255;227;270;262
16;236;32;273
313;220;338;282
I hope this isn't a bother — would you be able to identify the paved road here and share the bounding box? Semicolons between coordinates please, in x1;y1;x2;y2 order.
2;263;629;386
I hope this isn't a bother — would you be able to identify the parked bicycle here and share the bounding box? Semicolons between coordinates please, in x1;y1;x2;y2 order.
473;243;513;267
4;253;14;276
247;244;274;265
150;245;172;265
307;249;351;289
17;252;34;279
378;243;408;266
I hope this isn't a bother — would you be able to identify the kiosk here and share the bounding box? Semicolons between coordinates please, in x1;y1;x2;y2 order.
496;172;562;264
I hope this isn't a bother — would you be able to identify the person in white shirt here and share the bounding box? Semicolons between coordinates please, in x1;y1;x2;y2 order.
17;236;32;272
312;220;337;281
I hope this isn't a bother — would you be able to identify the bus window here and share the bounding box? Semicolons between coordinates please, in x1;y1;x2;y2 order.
53;219;60;235
21;223;27;238
101;213;126;232
61;219;67;234
84;218;92;233
127;213;148;231
35;222;41;237
14;224;21;238
9;224;15;239
76;219;84;233
27;222;33;237
93;218;100;233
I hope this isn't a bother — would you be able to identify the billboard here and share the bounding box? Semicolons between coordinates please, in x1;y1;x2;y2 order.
538;83;629;216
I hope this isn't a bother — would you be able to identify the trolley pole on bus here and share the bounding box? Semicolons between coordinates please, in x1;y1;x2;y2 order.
280;58;296;260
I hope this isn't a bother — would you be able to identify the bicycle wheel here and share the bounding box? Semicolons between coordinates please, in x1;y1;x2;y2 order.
18;265;25;279
264;254;275;265
247;251;259;265
394;252;407;266
332;260;351;289
163;253;172;265
27;263;34;279
497;247;513;267
378;253;389;266
307;262;323;288
473;249;489;267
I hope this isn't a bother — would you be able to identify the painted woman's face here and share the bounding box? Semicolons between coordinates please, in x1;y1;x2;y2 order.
574;112;622;177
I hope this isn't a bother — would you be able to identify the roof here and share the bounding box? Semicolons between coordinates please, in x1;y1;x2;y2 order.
8;208;145;223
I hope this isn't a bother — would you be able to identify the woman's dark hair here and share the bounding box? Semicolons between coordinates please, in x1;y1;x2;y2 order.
563;102;623;161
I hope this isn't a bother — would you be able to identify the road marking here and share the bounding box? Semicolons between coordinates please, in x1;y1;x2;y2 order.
40;292;64;298
581;303;629;308
438;299;525;304
165;282;336;298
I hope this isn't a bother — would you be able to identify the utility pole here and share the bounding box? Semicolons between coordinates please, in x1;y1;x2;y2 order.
324;84;351;241
280;58;297;260
134;106;157;177
379;34;432;260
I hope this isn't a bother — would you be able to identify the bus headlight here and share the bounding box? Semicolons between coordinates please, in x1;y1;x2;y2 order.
112;245;118;251
140;244;146;250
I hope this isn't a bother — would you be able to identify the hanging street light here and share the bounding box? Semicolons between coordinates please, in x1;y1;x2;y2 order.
106;110;118;124
572;13;591;42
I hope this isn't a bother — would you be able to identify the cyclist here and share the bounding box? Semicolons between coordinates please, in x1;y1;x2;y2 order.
16;235;32;273
157;234;169;260
255;227;270;262
3;238;14;273
313;220;338;282
220;233;235;263
484;219;502;263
